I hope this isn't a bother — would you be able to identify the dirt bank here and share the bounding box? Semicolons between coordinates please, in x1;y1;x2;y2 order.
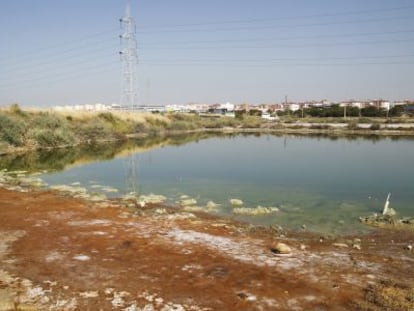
0;188;413;310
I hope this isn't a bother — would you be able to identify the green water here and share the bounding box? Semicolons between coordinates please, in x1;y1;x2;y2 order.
3;133;414;234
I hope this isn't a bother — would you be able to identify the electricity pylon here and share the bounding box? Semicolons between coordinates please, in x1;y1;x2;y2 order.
119;0;138;111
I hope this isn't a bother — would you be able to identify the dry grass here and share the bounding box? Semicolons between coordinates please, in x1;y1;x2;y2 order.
52;109;170;124
356;281;414;311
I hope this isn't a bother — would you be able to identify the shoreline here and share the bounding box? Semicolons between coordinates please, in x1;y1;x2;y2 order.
0;181;413;310
2;125;414;157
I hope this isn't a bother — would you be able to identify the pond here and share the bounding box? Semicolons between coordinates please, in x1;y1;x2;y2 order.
4;133;414;234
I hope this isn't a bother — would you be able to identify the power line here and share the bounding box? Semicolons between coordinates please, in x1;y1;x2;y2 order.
136;5;414;29
140;53;414;63
138;38;414;50
0;60;119;89
0;45;119;77
141;29;414;46
139;61;414;67
0;28;119;63
136;15;414;34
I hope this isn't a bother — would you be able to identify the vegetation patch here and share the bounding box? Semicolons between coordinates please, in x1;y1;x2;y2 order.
356;280;414;311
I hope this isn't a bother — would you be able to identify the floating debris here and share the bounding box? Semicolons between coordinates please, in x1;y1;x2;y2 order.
382;193;396;216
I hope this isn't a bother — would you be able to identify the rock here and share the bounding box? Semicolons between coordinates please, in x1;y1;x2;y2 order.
270;242;292;254
139;194;167;205
353;238;362;244
179;198;197;207
353;244;361;250
405;245;413;251
383;207;397;217
101;186;119;193
233;206;279;215
206;201;219;211
300;244;306;250
181;206;204;212
230;199;243;206
88;193;107;202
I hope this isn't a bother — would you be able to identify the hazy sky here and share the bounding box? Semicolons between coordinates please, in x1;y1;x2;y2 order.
1;0;414;107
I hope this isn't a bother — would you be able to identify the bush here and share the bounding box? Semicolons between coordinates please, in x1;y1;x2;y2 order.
33;128;75;148
370;123;381;130
9;103;27;117
0;113;26;146
30;112;65;129
347;120;359;130
167;121;196;131
241;116;262;128
77;119;113;142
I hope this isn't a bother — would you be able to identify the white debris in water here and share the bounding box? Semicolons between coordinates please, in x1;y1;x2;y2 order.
229;199;243;206
73;254;91;261
233;206;279;215
102;186;119;193
139;194;167;204
179;198;197;207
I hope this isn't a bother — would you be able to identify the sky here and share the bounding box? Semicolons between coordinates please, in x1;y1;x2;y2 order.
0;0;414;108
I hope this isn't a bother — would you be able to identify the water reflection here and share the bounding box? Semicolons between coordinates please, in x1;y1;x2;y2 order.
1;133;413;174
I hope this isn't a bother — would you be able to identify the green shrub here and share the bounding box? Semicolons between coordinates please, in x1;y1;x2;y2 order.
145;117;168;128
30;112;65;129
79;119;113;142
134;122;147;133
9;103;27;117
167;121;196;131
98;112;116;123
33;128;75;148
0;113;26;146
241;116;262;128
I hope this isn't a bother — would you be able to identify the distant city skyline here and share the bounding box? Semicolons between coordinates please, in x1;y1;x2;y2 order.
1;0;414;108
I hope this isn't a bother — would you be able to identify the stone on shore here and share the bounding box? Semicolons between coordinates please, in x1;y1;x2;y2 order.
229;199;243;207
270;242;292;254
139;194;167;205
179;198;197;207
233;206;279;215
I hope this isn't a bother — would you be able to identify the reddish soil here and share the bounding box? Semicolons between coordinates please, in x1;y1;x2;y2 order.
0;187;413;310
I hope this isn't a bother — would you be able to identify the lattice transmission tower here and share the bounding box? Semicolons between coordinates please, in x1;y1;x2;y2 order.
119;0;138;111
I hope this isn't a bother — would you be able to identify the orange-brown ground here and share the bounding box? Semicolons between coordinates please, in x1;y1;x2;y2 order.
0;187;413;310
